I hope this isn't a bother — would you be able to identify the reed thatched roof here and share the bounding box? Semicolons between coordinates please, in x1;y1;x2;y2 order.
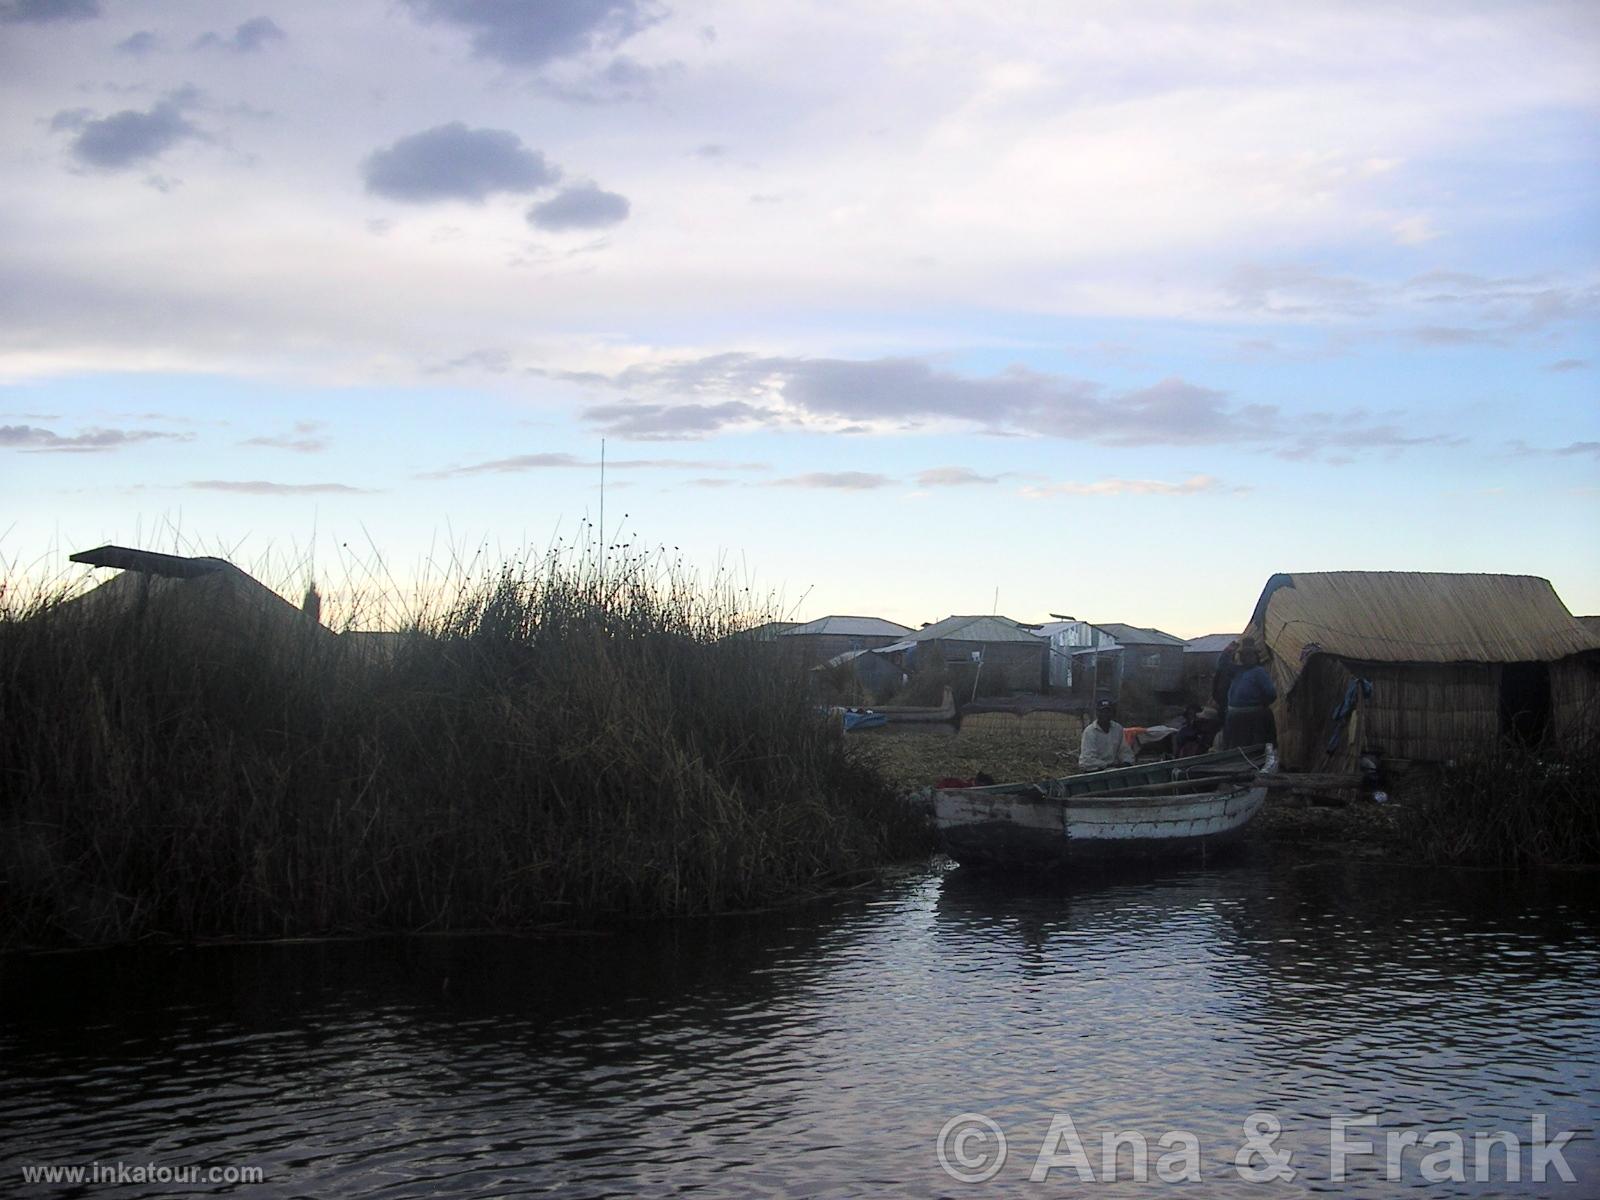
58;552;330;641
1248;571;1600;672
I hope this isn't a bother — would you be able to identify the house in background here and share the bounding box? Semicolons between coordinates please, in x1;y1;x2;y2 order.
777;615;911;667
727;619;799;642
1182;632;1240;701
1094;624;1186;698
1032;618;1117;690
1246;571;1600;772
878;615;1049;694
812;647;906;698
60;545;328;646
1031;618;1186;704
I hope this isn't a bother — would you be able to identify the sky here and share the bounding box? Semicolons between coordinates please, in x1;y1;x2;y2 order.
2;0;1597;635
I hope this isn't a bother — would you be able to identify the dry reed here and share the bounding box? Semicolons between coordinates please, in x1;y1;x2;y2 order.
0;546;927;948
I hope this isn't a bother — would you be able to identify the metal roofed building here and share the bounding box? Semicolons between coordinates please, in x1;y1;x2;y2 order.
1183;632;1242;701
878;614;1048;694
777;614;912;667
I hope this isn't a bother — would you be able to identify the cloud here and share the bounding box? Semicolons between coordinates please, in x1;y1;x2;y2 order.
771;471;893;490
362;123;560;203
241;421;327;453
580;354;1274;446
1022;474;1227;498
1546;358;1590;372
581;399;772;440
572;353;1462;461
0;0;99;23
421;451;766;477
1224;264;1377;318
425;347;512;374
194;16;286;53
1505;440;1600;460
403;0;662;69
0;424;187;452
53;89;201;170
537;54;677;104
1224;265;1600;346
527;183;630;231
1408;325;1505;347
114;30;157;55
187;480;372;495
915;466;1001;486
1277;424;1465;461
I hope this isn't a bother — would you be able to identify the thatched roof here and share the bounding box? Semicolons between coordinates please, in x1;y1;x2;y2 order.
69;544;230;579
1248;572;1599;674
58;555;329;641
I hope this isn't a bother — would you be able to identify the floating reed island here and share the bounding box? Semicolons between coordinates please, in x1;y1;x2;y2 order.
0;546;927;949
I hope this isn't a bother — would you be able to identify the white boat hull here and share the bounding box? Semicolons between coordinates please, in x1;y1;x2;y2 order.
933;747;1277;866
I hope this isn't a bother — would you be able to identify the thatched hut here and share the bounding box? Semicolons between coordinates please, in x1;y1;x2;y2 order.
1245;571;1600;771
57;545;331;650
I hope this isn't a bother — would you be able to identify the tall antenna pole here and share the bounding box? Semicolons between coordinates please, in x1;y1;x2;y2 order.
598;437;606;586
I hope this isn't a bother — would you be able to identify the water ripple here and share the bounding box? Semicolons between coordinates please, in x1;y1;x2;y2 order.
4;861;1597;1197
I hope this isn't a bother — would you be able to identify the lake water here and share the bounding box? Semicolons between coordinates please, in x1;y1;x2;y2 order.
4;856;1597;1197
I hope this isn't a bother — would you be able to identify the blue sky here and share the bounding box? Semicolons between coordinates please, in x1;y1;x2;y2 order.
2;0;1596;634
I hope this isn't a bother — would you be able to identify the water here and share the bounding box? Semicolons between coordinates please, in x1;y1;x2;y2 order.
4;858;1597;1197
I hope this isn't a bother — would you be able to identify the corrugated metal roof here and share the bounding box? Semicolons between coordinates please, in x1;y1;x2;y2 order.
1095;622;1184;647
781;615;912;638
1249;572;1600;673
724;620;798;641
814;648;873;669
890;614;1047;646
1183;632;1240;655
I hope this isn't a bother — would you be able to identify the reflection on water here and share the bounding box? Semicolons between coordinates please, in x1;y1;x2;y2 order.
3;860;1597;1196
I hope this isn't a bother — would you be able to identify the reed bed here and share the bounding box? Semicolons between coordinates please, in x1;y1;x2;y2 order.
0;547;926;948
1398;720;1600;867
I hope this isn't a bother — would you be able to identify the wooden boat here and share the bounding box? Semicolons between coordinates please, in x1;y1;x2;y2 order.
933;745;1278;867
838;707;888;732
874;686;957;724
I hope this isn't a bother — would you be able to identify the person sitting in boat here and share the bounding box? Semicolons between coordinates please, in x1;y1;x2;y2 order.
1175;703;1213;757
1079;699;1134;771
1223;640;1278;749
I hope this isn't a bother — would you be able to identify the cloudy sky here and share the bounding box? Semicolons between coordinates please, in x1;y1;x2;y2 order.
3;0;1596;633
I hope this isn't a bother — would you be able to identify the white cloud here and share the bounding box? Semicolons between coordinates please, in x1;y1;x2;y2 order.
1022;474;1228;498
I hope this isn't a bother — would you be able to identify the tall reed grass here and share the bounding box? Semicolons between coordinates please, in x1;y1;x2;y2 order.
1398;718;1600;867
0;546;926;948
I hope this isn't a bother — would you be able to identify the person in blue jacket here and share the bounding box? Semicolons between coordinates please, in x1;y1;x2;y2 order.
1224;639;1277;749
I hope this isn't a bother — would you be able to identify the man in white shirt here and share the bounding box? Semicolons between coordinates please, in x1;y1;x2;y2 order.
1079;699;1133;771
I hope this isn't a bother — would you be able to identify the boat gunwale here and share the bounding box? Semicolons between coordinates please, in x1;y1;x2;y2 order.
937;785;1266;812
936;745;1273;798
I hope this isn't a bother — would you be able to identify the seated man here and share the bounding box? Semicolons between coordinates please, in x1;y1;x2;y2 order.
1174;703;1211;758
1079;699;1134;771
